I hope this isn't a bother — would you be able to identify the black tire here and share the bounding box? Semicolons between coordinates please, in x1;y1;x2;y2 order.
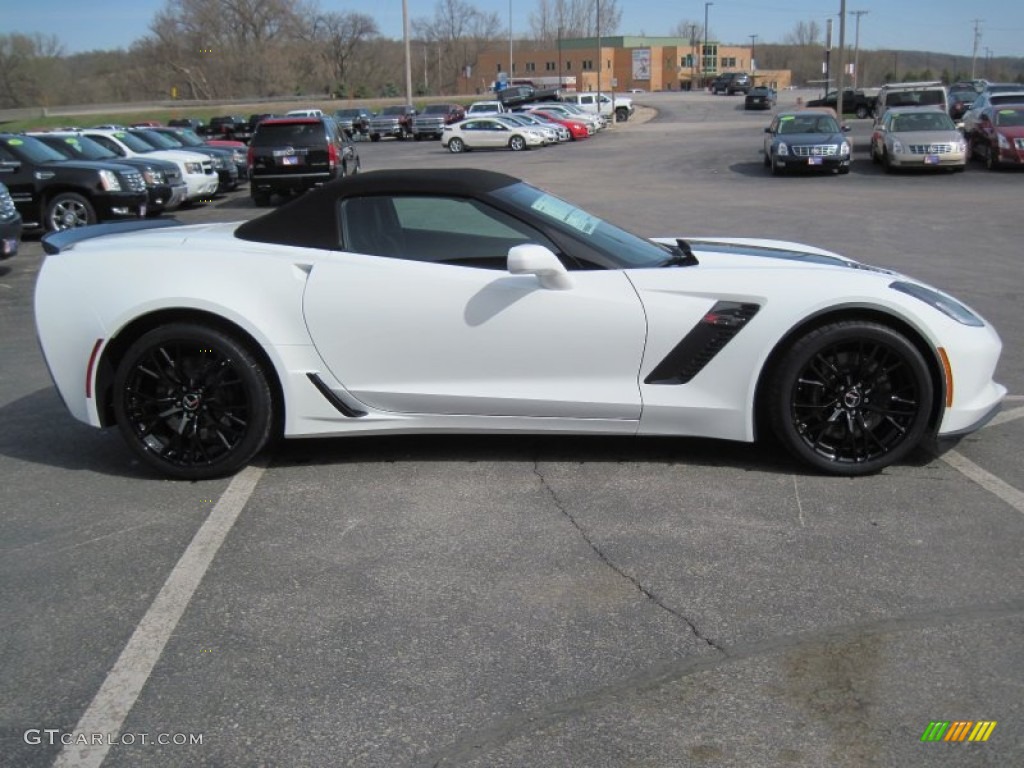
509;135;527;151
414;134;422;141
882;150;894;174
768;321;933;475
855;105;869;119
770;154;784;176
45;192;96;232
838;166;850;175
763;152;771;168
616;108;629;122
252;191;271;207
985;146;1000;170
448;137;465;153
370;133;381;142
113;323;274;480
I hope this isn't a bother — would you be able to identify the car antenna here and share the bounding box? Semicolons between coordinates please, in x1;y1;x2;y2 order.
675;239;699;266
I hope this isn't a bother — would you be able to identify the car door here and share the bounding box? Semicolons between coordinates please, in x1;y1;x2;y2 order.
302;193;647;420
473;119;509;148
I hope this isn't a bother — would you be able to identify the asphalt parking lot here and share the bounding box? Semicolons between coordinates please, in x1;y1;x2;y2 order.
2;90;1022;767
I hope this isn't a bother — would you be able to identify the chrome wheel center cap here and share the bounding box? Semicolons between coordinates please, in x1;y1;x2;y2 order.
842;388;863;409
182;392;202;412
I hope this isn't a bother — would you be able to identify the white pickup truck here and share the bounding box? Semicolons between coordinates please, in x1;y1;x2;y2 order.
560;92;634;122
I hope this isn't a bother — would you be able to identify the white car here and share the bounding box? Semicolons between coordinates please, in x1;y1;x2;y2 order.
73;129;220;202
441;118;546;152
466;101;506;116
496;115;557;144
34;169;1005;480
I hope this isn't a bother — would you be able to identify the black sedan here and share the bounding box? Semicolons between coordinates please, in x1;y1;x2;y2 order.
745;86;777;110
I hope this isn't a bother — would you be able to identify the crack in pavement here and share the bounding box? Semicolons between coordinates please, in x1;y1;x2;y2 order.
421;598;1024;768
531;460;727;655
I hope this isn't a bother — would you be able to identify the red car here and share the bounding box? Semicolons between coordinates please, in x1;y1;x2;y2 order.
968;105;1024;169
528;109;590;140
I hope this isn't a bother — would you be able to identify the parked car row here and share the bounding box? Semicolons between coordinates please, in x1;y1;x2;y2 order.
763;80;1024;176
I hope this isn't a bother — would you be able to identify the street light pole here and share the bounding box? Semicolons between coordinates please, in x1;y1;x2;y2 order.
749;33;758;77
508;0;513;85
703;2;713;89
402;0;412;104
850;10;868;89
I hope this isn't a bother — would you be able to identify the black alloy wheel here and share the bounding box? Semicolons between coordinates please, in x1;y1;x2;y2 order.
113;323;274;480
769;321;933;475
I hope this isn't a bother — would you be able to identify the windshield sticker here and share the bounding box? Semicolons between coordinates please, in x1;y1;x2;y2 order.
531;194;600;235
8;138;23;145
114;132;126;138
64;137;80;144
780;115;795;121
999;109;1018;115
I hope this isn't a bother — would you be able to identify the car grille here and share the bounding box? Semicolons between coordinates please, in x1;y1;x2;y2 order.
908;144;954;154
0;186;16;220
793;144;838;157
122;171;147;193
201;160;215;175
164;167;182;182
371;119;400;130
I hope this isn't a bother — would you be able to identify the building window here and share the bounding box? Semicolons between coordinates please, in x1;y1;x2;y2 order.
526;62;536;72
497;63;502;72
545;61;555;71
566;61;572;70
582;59;593;71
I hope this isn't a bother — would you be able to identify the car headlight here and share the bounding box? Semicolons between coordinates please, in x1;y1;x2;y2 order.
143;169;166;185
184;162;203;174
98;170;122;191
997;133;1010;149
777;142;789;156
840;142;851;156
892;139;903;153
890;281;984;327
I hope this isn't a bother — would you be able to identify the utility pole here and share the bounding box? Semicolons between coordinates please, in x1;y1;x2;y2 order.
824;18;833;95
508;0;513;85
703;2;713;88
687;23;698;89
402;0;412;104
749;33;758;77
597;0;602;95
971;19;983;79
850;10;868;89
837;0;847;118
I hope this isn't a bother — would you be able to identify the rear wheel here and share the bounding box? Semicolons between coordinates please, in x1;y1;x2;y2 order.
509;135;527;151
616;107;629;122
113;323;274;480
448;137;465;153
768;321;933;475
252;191;271;206
370;133;381;142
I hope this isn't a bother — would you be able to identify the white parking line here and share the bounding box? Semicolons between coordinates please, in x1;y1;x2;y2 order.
53;464;266;768
941;450;1024;515
987;405;1024;429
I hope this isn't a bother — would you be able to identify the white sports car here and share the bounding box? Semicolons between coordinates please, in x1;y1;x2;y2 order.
35;169;1005;480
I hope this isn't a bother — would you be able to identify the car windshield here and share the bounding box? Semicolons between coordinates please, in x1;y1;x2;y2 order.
892;112;955;131
102;131;162;152
42;135;118;160
335;110;361;117
995;108;1024;127
491;182;671;268
778;115;839;134
380;106;409;116
252;123;323;145
171;130;205;146
1;135;68;163
423;105;450;114
132;130;181;149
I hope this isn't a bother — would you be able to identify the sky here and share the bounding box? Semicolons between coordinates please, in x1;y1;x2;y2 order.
5;0;1022;58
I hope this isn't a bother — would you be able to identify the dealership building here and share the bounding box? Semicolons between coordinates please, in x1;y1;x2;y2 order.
474;36;792;93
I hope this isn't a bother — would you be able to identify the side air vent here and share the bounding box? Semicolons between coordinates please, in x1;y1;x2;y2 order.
306;373;366;417
645;302;761;385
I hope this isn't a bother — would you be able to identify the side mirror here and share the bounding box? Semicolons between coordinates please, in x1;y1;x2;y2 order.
507;244;572;290
842;124;851;132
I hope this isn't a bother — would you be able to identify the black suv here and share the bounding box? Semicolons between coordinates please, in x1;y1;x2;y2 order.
0;181;21;259
711;72;752;95
32;132;188;214
0;134;148;231
248;116;360;205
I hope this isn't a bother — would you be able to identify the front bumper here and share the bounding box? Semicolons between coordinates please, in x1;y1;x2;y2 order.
890;150;967;168
93;191;149;221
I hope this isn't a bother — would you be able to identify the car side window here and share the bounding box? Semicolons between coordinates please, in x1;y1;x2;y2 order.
340;195;560;269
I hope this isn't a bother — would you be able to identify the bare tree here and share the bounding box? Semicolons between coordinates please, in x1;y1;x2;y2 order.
784;20;822;47
414;0;502;93
528;0;621;42
0;33;64;108
306;12;379;95
670;20;707;42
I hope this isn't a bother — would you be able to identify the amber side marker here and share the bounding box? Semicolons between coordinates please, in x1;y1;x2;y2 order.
937;347;954;408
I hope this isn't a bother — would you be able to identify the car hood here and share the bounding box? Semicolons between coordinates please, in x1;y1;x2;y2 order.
40;159;139;175
775;132;846;143
995;126;1024;140
651;237;897;274
892;130;962;143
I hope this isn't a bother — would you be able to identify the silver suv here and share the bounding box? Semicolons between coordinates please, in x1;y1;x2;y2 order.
874;81;948;118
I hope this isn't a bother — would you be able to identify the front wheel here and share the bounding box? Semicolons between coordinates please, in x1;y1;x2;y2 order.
616;108;629;122
447;137;465;153
370;133;381;142
45;192;96;232
986;146;1001;170
113;323;274;480
767;321;933;475
509;135;527;151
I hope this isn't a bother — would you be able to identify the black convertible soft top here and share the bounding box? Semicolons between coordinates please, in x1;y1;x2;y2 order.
234;168;521;250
